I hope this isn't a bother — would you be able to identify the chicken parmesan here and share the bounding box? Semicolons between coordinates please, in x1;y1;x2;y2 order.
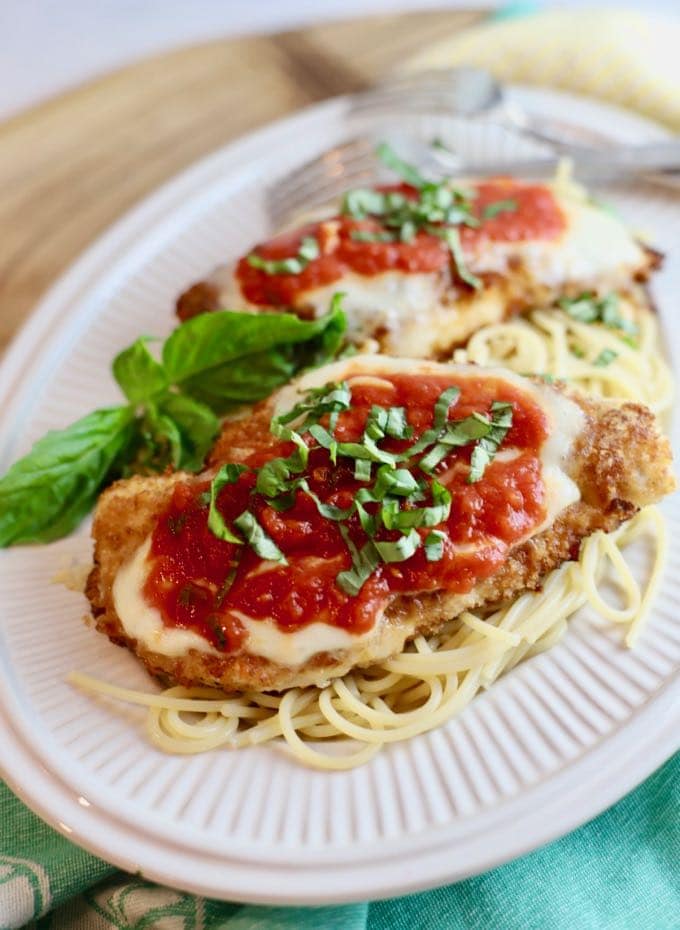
86;356;674;694
176;170;660;359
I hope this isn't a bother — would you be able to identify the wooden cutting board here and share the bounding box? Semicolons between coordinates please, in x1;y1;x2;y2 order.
0;10;483;353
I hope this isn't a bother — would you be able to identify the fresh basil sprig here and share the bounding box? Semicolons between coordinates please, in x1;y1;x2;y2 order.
0;300;347;546
0;407;135;546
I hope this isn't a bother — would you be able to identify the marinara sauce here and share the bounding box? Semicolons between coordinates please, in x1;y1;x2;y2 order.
236;180;566;307
143;373;549;652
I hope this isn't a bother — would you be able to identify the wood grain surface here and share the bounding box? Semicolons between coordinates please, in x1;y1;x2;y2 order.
0;10;483;354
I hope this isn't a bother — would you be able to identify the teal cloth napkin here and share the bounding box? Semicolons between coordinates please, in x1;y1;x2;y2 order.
2;752;677;929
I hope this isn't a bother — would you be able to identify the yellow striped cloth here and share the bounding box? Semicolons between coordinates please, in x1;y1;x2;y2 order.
405;9;680;131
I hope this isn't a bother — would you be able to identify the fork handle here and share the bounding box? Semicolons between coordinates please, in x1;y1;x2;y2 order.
460;140;680;181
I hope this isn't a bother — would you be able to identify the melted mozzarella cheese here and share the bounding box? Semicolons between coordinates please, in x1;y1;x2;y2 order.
113;538;222;659
235;611;374;665
113;539;377;664
297;271;442;342
465;193;646;289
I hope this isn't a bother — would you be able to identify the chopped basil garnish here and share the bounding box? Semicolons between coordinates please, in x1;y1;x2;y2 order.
482;199;518;220
208;464;249;543
419;411;493;474
594;348;618;367
468;402;514;483
355;458;372;482
339;143;485;282
381;480;451;531
372;466;420;499
440;227;482;291
375;141;428;189
273;381;351;433
559;292;638;340
256;454;301;499
233;511;286;563
246;235;320;276
342;188;389;219
374;528;421;563
424;530;446;562
336;526;382;597
205;379;513;595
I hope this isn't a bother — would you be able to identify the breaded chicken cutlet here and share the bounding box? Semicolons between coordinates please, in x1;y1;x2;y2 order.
86;357;675;693
176;175;661;358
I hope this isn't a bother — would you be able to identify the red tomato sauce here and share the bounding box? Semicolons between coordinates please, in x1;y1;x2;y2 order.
143;373;549;652
236;180;565;307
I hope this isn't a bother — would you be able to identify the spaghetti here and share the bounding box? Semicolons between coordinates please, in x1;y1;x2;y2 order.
69;505;666;771
453;301;673;416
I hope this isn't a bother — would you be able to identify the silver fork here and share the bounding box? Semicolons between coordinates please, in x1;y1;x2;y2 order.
266;67;680;229
266;67;609;229
349;68;615;150
267;139;389;230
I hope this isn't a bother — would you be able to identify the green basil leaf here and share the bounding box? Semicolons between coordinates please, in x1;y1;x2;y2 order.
381;481;450;531
398;386;460;461
342;188;389;219
424;530;446;562
112;337;168;404
246;235;320;276
354;458;373;482
0;406;134;546
233;510;286;563
417;441;450;474
299;479;353;522
594;348;618;367
482;199;518;220
207;464;249;543
441;227;482;290
372;466;420;500
336;527;381;596
255;440;308;501
375;142;427;189
256;457;295;499
123;403;183;475
600;294;638;336
441;411;493;445
384;406;413;439
275;380;351;430
374;528;421;563
559;292;638;341
156;393;220;472
162;303;347;392
468;401;513;483
307;423;338;463
559;293;600;323
335;436;398;467
178;348;296;413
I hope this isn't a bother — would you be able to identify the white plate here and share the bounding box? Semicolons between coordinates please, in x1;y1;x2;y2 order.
0;86;679;905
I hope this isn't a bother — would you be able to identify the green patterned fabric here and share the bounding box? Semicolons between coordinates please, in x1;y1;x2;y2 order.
2;753;677;930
